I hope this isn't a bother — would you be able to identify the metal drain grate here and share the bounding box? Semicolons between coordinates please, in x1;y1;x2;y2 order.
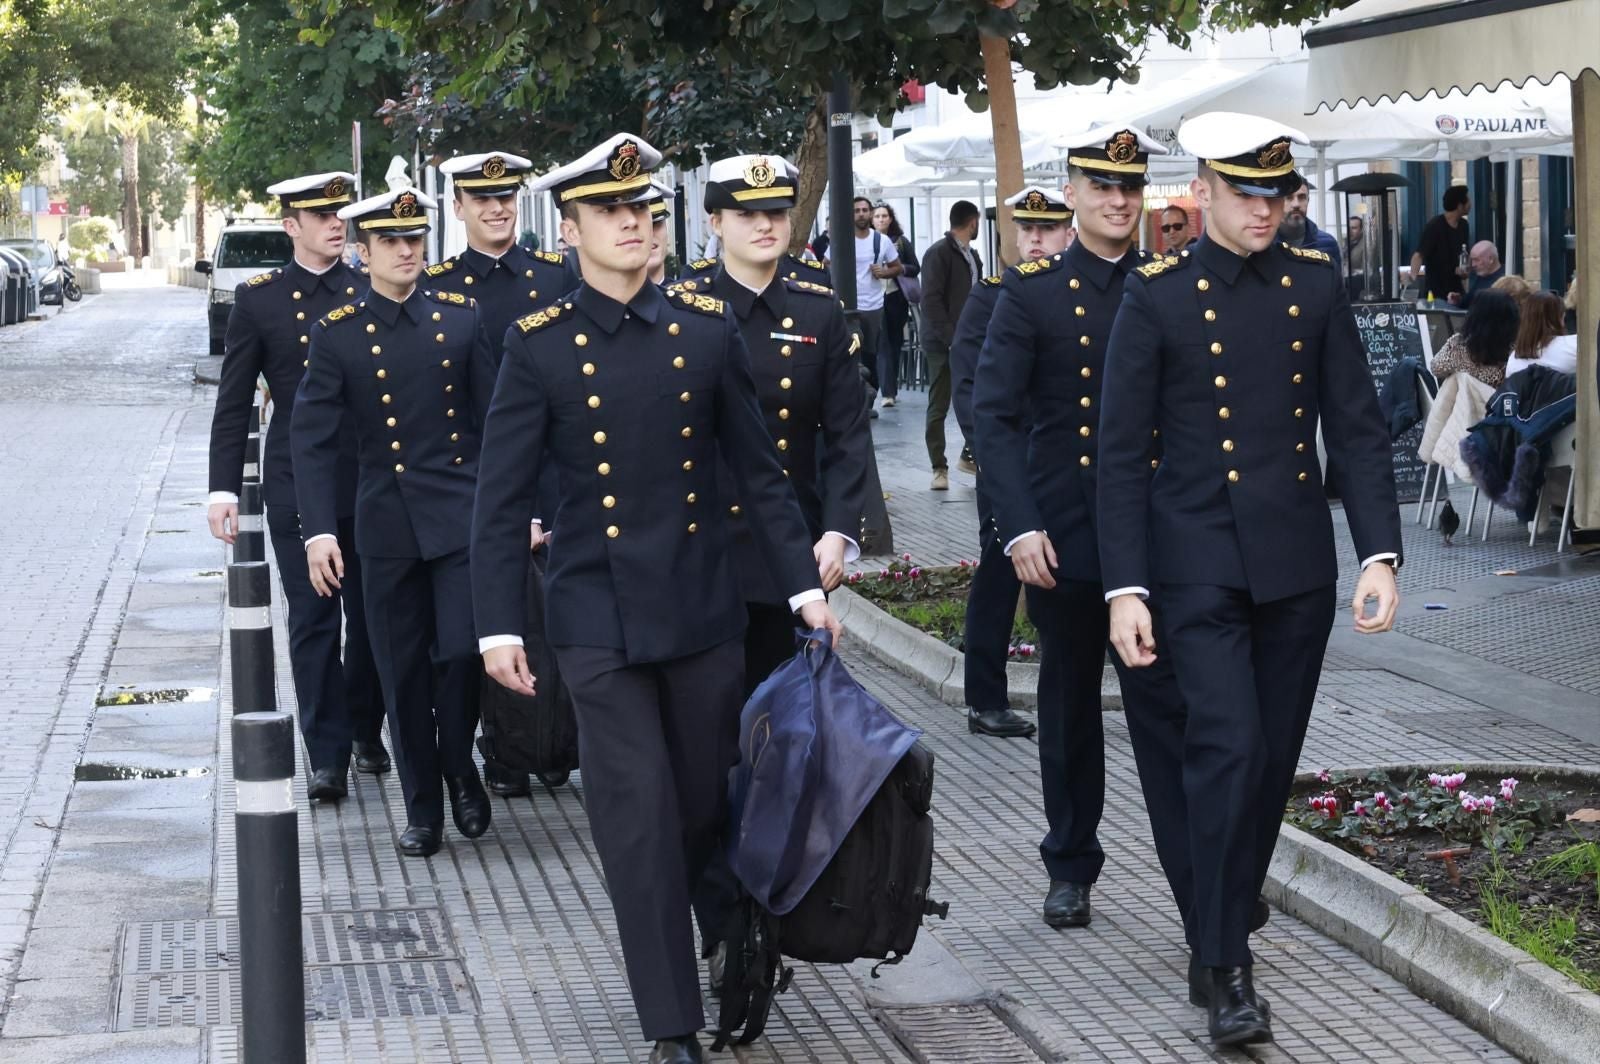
875;1004;1047;1063
114;909;473;1030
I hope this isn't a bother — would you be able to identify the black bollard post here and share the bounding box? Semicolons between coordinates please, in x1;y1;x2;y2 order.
228;561;276;715
232;711;306;1064
235;482;265;564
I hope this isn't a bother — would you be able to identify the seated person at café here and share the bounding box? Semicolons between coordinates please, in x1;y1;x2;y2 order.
1456;241;1504;309
1505;289;1579;379
1429;287;1516;389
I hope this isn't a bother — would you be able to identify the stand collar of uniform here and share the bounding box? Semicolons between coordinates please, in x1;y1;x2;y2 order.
715;264;786;321
287;256;342;292
461;242;518;279
576;277;663;334
367;286;426;326
1194;235;1278;286
1064;236;1139;292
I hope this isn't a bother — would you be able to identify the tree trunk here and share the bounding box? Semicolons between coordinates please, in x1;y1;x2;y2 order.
980;32;1023;269
790;94;830;256
121;131;142;262
194;183;206;261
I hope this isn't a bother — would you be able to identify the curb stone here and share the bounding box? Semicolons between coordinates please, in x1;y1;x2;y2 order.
1267;760;1600;1064
192;361;221;385
834;586;1123;711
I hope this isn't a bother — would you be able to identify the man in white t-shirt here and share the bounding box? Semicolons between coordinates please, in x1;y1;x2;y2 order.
849;195;901;396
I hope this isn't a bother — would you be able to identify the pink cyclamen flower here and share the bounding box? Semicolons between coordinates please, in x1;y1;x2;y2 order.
893;571;905;581
1499;777;1519;800
1318;769;1332;783
902;552;913;562
1428;773;1444;787
1441;772;1467;793
1018;643;1035;657
878;568;890;578
1352;801;1369;817
1400;792;1414;806
908;567;922;578
1460;793;1479;812
1374;792;1393;813
1477;795;1496;815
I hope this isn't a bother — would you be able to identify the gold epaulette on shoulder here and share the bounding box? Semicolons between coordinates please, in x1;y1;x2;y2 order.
687;257;718;271
424;260;455;277
1012;257;1053;278
798;256;826;270
1284;242;1332;265
321;303;359;326
979;274;1003;288
533;250;564;265
675;291;726;317
515;304;564;334
245;270;280;287
786;278;834;297
672;279;700;292
1134;255;1184;280
430;290;469;306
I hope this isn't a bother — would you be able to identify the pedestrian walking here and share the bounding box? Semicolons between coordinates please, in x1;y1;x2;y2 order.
921;200;981;489
871;203;919;409
1098;112;1401;1046
430;149;577;799
950;185;1077;741
205;170;389;802
470;134;843;1064
974;127;1189;936
291;186;498;858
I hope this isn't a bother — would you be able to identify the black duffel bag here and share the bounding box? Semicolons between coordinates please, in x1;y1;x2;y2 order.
476;551;579;786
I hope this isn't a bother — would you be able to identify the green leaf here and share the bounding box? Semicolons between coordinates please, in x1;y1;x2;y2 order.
815;0;852;18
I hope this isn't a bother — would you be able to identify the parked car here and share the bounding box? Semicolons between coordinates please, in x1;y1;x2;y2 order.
0;239;65;305
194;221;293;356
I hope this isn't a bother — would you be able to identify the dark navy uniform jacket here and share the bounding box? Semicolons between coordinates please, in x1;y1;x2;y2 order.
424;244;578;359
670;269;871;604
676;253;831;289
470;282;820;664
291;287;496;560
1097;238;1401;603
973;239;1150;584
949;276;1003;537
426;243;576;521
209;260;369;515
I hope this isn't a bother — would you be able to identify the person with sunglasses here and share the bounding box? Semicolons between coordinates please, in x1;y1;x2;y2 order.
1160;204;1194;253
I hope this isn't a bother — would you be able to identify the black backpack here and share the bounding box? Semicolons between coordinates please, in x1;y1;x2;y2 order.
713;740;948;1049
475;552;579;786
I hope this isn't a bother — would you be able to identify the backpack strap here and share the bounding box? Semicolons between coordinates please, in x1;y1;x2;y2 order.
710;897;792;1050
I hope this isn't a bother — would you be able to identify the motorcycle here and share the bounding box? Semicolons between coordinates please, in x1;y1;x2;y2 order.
42;262;81;304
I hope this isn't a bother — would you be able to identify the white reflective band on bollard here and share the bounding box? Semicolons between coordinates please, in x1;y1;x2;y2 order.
236;514;263;532
229;605;272;630
236;777;295;814
243;463;259;478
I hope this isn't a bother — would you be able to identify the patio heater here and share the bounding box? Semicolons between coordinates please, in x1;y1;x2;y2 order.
1330;172;1412;303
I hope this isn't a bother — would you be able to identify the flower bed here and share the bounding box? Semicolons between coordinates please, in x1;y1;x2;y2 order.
846;554;1040;660
1287;768;1600;990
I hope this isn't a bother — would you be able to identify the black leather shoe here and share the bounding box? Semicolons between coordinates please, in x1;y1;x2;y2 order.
968;707;1037;738
1042;880;1092;928
1189;954;1271;1016
484;760;531;798
647;1034;703;1064
1206;966;1273;1046
446;772;492;838
353;740;391;774
398;822;442;857
707;941;727;993
1251;896;1270;932
307;767;347;802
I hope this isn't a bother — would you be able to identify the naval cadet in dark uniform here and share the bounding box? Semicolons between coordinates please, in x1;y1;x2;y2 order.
1098;112;1401;1046
431;149;578;798
470;134;842;1064
675;248;831;289
974;127;1188;932
206;170;388;800
949;185;1074;741
291;186;498;858
646;181;674;286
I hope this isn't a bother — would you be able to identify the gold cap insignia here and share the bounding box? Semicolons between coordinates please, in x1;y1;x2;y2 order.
392;192;418;219
324;176;348;199
482;155;507;180
744;157;777;189
1258;139;1292;169
609;140;642;182
1023;190;1048;212
1106;131;1140;165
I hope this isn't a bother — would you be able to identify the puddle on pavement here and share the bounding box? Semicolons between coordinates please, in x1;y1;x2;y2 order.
74;763;212;782
95;685;215;707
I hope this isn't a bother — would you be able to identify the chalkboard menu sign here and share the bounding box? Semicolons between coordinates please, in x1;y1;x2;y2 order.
1351;301;1430;503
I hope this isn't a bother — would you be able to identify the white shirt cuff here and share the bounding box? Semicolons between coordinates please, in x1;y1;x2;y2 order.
303;533;337;548
531;518;542;527
1360;553;1398;569
1104;586;1150;603
824;531;860;563
479;635;525;653
788;588;826;612
208;491;239;505
1003;531;1042;556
